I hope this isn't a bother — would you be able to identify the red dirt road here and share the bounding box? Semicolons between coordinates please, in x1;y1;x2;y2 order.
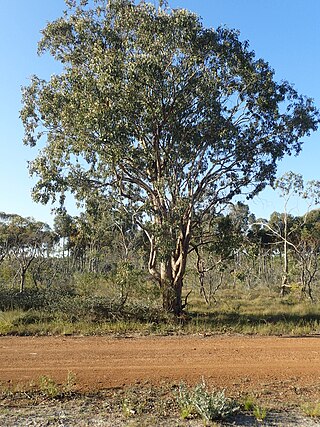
1;335;320;402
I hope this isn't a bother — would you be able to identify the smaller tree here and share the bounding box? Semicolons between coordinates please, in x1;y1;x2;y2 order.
191;203;252;304
0;213;10;265
274;172;304;295
0;213;57;292
260;172;320;298
292;210;320;300
53;211;75;261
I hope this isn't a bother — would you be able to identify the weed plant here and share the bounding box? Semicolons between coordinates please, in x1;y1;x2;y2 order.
252;405;268;422
39;375;60;398
301;401;320;418
243;395;255;412
39;372;77;398
177;380;239;423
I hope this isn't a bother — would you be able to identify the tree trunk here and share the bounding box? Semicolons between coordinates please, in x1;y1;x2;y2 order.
20;268;27;293
160;260;184;315
280;219;289;297
145;215;191;316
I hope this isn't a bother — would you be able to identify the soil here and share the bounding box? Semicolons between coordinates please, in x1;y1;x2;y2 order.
1;334;320;425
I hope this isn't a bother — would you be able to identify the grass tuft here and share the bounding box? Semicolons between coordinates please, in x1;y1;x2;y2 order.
301;402;320;418
38;372;77;398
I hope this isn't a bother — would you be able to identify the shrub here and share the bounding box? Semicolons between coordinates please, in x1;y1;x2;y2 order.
39;375;60;398
177;380;239;423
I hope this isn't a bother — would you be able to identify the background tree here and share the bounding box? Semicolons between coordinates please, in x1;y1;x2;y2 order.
53;211;75;261
190;202;254;304
259;173;320;297
245;219;276;287
0;213;10;265
274;172;304;295
295;209;320;299
0;213;57;292
21;0;319;314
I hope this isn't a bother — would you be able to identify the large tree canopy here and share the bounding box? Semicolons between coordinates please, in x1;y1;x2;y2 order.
21;0;319;314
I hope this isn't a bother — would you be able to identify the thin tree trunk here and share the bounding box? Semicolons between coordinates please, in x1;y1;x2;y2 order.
20;268;27;293
280;211;289;297
280;240;288;296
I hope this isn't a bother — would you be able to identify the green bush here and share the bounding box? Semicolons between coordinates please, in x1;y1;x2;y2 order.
0;283;166;327
177;380;239;423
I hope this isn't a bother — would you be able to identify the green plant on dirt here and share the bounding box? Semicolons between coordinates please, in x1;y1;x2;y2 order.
243;395;255;412
38;371;77;398
0;381;27;398
301;402;320;418
176;383;197;420
63;371;77;394
252;405;268;422
242;395;267;422
177;380;239;423
39;376;60;398
122;398;136;418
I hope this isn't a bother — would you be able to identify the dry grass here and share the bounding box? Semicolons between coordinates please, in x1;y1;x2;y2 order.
0;286;320;337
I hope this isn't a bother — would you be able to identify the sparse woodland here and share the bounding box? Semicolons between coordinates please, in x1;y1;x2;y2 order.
19;0;319;316
3;2;320;426
2;172;320;329
3;0;320;329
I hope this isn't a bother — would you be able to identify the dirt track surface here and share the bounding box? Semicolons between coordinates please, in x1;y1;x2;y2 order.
1;335;320;402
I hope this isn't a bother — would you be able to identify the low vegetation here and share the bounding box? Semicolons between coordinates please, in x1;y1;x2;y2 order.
177;380;239;423
301;402;320;418
0;377;319;426
1;282;320;336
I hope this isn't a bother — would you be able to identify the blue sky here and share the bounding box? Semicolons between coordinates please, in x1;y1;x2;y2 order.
1;0;320;226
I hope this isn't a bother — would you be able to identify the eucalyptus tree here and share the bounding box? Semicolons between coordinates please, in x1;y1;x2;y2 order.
246;218;277;286
21;0;319;314
0;212;10;265
192;208;249;304
0;213;57;292
295;209;320;299
53;211;75;260
261;173;320;297
274;172;305;294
